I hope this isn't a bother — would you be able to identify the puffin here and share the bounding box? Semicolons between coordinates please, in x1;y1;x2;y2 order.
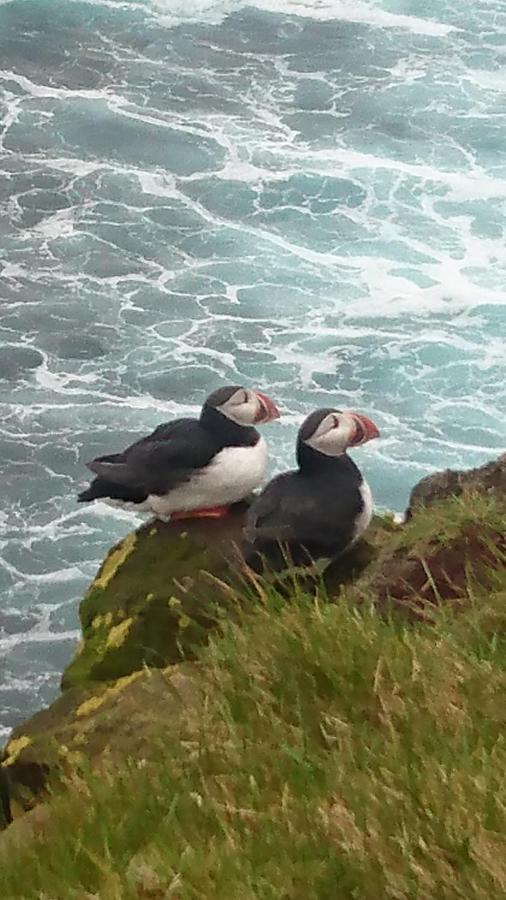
243;407;380;570
78;385;280;520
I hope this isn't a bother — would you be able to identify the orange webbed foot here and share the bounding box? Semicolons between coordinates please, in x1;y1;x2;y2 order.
170;505;230;521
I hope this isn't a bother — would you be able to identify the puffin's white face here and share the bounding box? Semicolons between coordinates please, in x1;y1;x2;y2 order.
217;388;280;426
303;410;380;456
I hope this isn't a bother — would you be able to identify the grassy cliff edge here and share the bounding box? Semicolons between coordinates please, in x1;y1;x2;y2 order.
0;483;505;898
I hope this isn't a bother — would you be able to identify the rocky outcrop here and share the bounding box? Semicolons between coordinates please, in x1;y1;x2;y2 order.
61;503;250;690
1;510;394;823
367;492;505;620
1;664;204;822
62;503;395;692
1;453;505;831
406;452;506;519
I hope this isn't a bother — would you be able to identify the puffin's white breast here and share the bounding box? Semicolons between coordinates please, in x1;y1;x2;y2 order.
352;478;374;542
147;436;269;518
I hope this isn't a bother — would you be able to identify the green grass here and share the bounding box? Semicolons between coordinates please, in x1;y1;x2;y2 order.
2;563;506;899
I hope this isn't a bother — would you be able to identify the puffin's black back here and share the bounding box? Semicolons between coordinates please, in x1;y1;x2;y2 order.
243;453;365;570
79;398;260;504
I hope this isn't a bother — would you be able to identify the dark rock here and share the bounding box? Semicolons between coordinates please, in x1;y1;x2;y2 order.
406;452;506;519
375;525;503;620
0;767;12;829
364;492;506;622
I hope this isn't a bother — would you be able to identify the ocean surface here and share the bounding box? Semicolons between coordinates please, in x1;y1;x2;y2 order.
0;0;505;739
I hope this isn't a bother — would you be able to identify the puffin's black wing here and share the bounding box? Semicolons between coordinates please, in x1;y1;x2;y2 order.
244;472;303;544
243;473;321;569
85;419;217;496
244;469;363;567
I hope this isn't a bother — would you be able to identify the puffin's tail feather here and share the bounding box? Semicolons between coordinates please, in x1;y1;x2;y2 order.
78;479;108;503
78;477;147;504
86;459;133;484
86;451;127;474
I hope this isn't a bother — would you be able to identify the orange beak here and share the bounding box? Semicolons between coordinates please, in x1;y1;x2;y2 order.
347;412;380;446
254;391;281;423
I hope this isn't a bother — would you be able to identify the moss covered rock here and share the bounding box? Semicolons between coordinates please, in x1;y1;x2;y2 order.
1;664;205;822
62;504;251;690
62;504;395;692
0;511;395;825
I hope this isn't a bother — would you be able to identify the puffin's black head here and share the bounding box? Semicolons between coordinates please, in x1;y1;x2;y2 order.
297;408;380;468
203;386;280;427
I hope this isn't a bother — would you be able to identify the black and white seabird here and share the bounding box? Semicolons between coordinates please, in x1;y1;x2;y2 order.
243;407;380;569
78;386;280;520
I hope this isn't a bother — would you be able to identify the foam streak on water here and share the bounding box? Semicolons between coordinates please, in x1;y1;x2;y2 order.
0;0;505;736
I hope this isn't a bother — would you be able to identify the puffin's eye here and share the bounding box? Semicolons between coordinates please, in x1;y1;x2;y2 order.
332;415;340;429
231;389;248;405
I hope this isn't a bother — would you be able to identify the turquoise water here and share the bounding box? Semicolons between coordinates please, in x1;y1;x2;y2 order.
0;0;505;737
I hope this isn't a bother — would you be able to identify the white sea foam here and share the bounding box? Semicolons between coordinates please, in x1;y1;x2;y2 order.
33;208;76;239
0;628;79;652
248;0;457;36
0;69;114;101
282;147;506;201
149;0;457;35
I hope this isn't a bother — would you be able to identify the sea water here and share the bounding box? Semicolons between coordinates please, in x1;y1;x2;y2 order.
0;0;505;737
